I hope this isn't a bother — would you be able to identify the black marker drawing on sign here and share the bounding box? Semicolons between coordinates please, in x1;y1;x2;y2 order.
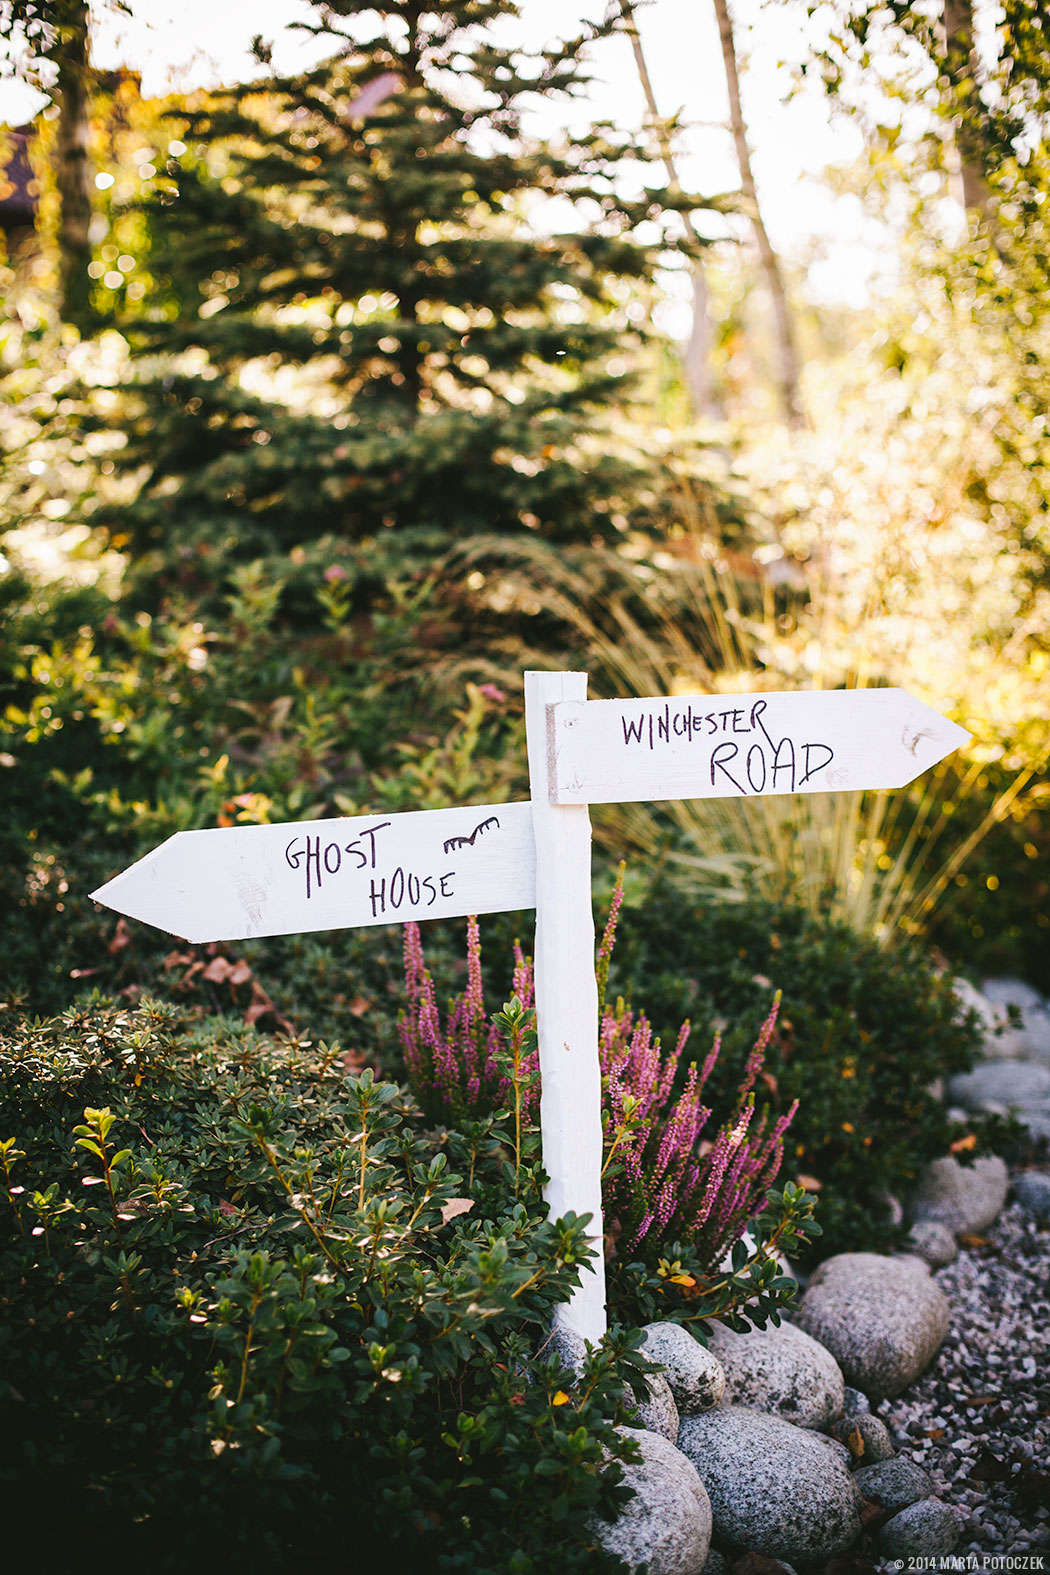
618;695;836;798
903;723;937;757
443;815;500;855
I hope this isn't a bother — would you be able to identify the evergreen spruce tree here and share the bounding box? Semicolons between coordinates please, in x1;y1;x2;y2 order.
102;1;702;585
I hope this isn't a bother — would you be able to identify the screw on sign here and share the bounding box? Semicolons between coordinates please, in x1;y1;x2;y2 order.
92;672;970;1343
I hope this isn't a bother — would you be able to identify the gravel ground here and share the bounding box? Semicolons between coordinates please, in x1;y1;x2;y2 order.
876;1199;1050;1560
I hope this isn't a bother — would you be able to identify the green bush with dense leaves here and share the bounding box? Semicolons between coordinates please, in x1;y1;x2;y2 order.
610;885;994;1262
0;996;658;1572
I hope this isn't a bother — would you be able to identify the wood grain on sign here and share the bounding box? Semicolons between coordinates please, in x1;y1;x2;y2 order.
90;801;536;943
547;688;971;807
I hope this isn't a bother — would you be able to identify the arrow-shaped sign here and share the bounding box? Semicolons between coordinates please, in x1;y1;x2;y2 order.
91;800;536;943
546;688;971;806
89;674;972;1346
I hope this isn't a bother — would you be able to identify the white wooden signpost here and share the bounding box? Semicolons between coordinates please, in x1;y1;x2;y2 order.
92;671;970;1342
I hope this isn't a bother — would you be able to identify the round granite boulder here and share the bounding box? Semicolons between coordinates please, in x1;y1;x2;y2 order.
853;1457;933;1513
1014;1169;1050;1225
591;1426;712;1575
677;1406;861;1562
640;1323;725;1415
909;1155;1009;1235
704;1319;844;1429
878;1498;962;1559
631;1371;681;1444
904;1220;958;1268
795;1253;950;1400
948;1061;1050;1112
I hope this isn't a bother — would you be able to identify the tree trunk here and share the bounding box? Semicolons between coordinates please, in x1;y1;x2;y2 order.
52;0;93;329
618;0;725;422
711;0;803;428
942;0;989;217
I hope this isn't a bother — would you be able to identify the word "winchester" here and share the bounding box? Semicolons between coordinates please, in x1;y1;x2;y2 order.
620;698;833;795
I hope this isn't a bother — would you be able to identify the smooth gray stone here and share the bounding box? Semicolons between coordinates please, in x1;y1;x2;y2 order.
632;1371;681;1444
982;976;1046;1013
546;1324;587;1375
953;976;999;1030
832;1411;895;1464
878;1498;962;1558
704;1319;844;1430
904;1220;958;1268
1013;1169;1050;1224
949;1061;1050;1111
796;1253;950;1401
853;1456;934;1512
842;1386;870;1417
640;1323;726;1415
591;1426;712;1575
1023;1009;1050;1065
677;1406;861;1562
909;1155;1009;1234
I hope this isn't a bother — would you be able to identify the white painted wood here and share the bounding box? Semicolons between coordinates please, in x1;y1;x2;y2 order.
548;687;971;806
524;670;607;1344
90;800;536;943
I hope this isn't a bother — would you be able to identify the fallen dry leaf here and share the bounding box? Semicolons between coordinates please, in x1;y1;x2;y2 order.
439;1197;475;1226
348;995;371;1017
950;1132;978;1154
795;1173;823;1191
108;918;132;955
202;956;233;983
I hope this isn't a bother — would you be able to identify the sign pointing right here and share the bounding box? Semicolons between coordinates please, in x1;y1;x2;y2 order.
547;687;971;806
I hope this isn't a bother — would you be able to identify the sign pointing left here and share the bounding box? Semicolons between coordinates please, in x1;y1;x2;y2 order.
91;800;537;943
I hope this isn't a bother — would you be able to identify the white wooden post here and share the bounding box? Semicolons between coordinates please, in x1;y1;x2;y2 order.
524;670;607;1343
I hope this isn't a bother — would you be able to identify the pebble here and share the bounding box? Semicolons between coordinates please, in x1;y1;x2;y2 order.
878;1497;963;1558
1013;1169;1050;1225
905;1219;959;1268
853;1455;933;1511
877;1201;1050;1560
831;1410;896;1464
843;1386;871;1417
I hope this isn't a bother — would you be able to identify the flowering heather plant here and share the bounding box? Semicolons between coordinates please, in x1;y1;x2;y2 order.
399;875;799;1275
399;916;538;1126
600;994;796;1271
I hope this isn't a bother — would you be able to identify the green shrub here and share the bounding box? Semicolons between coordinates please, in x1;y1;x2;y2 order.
610;885;991;1261
0;997;647;1572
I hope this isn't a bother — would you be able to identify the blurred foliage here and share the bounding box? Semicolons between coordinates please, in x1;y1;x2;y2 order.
80;0;724;594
